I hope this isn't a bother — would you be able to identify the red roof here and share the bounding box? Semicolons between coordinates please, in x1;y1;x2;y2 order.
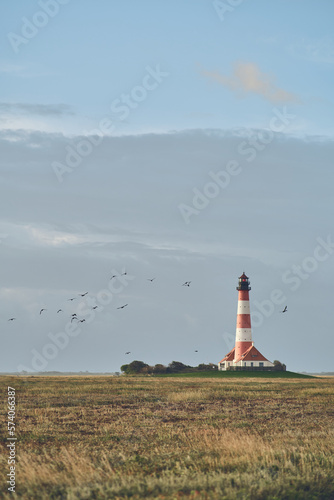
219;347;235;363
235;345;270;363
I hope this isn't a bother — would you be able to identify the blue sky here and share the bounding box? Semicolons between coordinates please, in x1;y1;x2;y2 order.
0;1;333;373
2;0;334;135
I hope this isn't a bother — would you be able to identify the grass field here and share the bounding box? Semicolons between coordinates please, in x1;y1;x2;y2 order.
156;370;313;378
1;375;333;499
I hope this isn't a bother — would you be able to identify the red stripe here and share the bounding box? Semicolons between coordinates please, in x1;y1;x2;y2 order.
238;290;249;301
236;314;251;328
234;341;252;362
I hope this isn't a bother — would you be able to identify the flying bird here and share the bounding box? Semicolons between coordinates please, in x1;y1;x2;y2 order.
195;350;198;352
281;306;288;313
8;318;16;321
78;319;86;323
92;306;98;310
57;309;63;313
182;281;191;287
67;297;76;301
117;304;128;309
79;292;88;297
125;351;131;355
110;275;117;280
121;271;127;276
147;278;156;282
40;309;47;315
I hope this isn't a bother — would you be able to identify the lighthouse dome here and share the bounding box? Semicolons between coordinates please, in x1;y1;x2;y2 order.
237;272;251;291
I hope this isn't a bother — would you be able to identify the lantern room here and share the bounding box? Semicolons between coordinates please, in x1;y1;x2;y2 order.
236;272;251;291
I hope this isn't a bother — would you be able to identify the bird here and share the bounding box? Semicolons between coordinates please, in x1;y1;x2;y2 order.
8;318;16;321
117;304;128;309
70;317;77;323
78;319;86;323
121;271;127;276
57;309;63;313
71;313;77;317
281;306;288;313
110;275;117;280
67;297;76;301
147;278;156;282
182;281;191;287
92;306;98;310
125;352;131;355
195;350;198;352
79;292;88;297
40;309;47;315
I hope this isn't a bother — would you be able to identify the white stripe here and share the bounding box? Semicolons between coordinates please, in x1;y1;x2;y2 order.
237;300;250;314
235;328;252;342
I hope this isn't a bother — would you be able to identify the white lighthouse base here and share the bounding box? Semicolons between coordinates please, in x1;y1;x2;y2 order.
218;360;275;371
218;345;275;371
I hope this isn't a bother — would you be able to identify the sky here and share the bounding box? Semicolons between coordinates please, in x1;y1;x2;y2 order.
0;0;333;373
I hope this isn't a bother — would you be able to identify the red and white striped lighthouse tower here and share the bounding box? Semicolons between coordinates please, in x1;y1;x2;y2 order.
218;273;275;371
235;272;253;361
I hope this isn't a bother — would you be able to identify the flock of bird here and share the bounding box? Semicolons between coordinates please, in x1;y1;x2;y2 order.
6;275;195;326
6;275;287;357
7;280;288;322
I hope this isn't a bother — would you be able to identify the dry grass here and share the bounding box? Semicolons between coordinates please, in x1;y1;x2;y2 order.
0;375;333;499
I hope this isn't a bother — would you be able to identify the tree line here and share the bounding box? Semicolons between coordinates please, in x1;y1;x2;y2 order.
120;360;218;375
120;359;286;374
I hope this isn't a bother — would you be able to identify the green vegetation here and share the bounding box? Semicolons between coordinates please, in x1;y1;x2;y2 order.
121;360;288;376
0;375;333;499
121;360;218;375
156;370;313;379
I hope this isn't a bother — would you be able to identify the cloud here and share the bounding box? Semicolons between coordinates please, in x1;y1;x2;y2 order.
0;128;333;373
0;61;58;79
288;36;334;65
0;102;75;116
0;63;27;75
201;62;301;104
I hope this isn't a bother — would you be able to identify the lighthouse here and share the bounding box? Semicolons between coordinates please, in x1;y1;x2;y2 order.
235;272;253;362
218;273;274;371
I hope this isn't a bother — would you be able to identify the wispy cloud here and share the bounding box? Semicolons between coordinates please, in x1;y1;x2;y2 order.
258;35;334;65
0;102;74;116
288;36;334;65
0;61;57;79
0;63;27;75
201;62;301;104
